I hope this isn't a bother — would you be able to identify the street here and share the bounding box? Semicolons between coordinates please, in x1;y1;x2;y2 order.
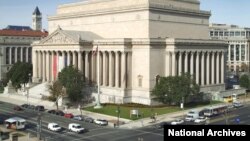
0;101;163;141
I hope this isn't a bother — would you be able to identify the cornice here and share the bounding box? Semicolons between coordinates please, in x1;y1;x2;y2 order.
166;38;228;46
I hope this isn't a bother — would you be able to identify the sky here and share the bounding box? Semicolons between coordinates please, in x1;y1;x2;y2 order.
0;0;250;30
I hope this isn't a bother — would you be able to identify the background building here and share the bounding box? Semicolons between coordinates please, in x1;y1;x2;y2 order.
32;0;227;105
0;7;47;80
209;23;250;73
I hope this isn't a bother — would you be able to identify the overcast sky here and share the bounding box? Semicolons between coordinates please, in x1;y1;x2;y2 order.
0;0;249;29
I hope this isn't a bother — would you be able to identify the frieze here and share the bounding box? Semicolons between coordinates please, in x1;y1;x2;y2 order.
44;33;75;44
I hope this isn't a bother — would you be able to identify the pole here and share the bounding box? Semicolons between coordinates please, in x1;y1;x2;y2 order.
94;45;102;109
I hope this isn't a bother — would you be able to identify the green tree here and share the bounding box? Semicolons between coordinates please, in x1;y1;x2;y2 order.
47;80;65;110
6;61;32;89
58;65;84;103
151;73;200;105
239;74;250;89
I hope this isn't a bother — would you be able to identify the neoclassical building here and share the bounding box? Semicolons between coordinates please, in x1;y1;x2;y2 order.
209;23;250;73
32;0;227;105
0;7;47;80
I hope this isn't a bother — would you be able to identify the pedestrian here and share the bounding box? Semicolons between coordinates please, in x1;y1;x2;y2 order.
114;123;116;128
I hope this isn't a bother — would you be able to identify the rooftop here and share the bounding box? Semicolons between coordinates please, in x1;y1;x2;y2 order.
0;29;48;37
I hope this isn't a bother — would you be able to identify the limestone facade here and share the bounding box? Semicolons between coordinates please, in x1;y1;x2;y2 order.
32;0;227;105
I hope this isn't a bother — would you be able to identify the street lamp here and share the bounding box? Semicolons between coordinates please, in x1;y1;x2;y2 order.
116;103;120;127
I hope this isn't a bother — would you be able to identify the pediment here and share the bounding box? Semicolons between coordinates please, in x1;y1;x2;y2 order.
39;29;79;45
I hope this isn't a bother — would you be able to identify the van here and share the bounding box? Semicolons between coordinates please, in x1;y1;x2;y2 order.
5;117;26;130
185;110;199;122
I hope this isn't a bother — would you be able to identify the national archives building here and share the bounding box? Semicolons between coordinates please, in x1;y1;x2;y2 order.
32;0;227;105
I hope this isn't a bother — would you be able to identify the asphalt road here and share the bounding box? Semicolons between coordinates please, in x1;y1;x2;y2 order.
0;101;163;141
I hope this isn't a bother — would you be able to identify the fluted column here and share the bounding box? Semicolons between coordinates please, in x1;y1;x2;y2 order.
184;52;188;73
103;52;107;86
92;52;96;83
26;47;29;63
109;52;113;87
171;52;176;76
211;52;215;84
228;45;231;63
216;52;220;84
46;52;50;81
42;52;46;82
20;47;23;62
201;52;205;86
9;47;12;64
239;45;242;62
221;52;225;84
121;52;126;88
15;47;18;63
165;52;170;76
62;52;65;68
234;44;236;71
196;52;200;84
178;52;182;75
100;52;103;85
73;51;76;68
115;52;120;88
38;51;42;79
78;51;82;72
85;52;89;82
67;52;71;66
32;51;37;79
206;52;210;85
51;52;55;82
190;52;194;76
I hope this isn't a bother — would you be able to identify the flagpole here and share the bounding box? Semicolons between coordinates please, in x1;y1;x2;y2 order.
94;45;102;109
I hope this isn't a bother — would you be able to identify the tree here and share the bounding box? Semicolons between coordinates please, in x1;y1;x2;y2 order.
151;73;200;105
47;80;65;110
6;61;32;89
58;65;85;103
239;74;250;89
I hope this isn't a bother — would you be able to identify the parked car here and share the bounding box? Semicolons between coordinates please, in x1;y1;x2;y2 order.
13;106;23;111
68;123;84;133
156;122;170;129
73;115;84;121
48;123;62;132
48;110;64;116
27;105;36;110
94;119;108;126
170;119;184;125
20;104;29;108
233;101;243;108
84;117;94;123
35;105;45;111
47;110;56;114
194;116;207;123
64;113;74;118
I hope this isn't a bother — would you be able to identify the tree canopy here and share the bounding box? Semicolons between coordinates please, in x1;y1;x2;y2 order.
239;74;250;89
6;61;32;88
58;65;85;103
47;80;65;110
151;73;200;105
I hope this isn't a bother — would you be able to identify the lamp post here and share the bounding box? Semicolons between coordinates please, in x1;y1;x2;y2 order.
116;104;120;128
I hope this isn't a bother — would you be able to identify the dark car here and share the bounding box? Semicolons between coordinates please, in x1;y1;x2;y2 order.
48;109;56;114
84;117;94;123
35;105;45;111
156;122;170;129
20;104;29;108
55;110;64;116
13;106;23;111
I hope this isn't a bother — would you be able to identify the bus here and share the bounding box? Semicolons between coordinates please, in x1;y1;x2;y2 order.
203;105;228;117
5;117;26;130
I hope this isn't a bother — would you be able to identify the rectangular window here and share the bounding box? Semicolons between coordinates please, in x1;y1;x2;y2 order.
224;31;229;36
210;31;214;36
241;32;246;37
230;45;234;61
236;45;240;61
230;32;234;36
235;31;241;36
214;31;218;36
241;45;245;61
219;31;223;36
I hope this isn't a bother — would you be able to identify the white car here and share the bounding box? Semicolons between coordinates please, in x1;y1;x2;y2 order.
68;123;84;133
233;102;243;108
194;116;207;123
48;123;62;132
94;119;108;126
170;119;184;125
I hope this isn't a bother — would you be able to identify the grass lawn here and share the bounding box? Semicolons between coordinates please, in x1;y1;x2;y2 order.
84;101;222;120
84;105;180;120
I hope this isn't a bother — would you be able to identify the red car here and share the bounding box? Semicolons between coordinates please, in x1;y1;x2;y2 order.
64;113;74;118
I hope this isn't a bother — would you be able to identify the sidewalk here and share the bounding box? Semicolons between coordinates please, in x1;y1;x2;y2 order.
1;93;250;129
